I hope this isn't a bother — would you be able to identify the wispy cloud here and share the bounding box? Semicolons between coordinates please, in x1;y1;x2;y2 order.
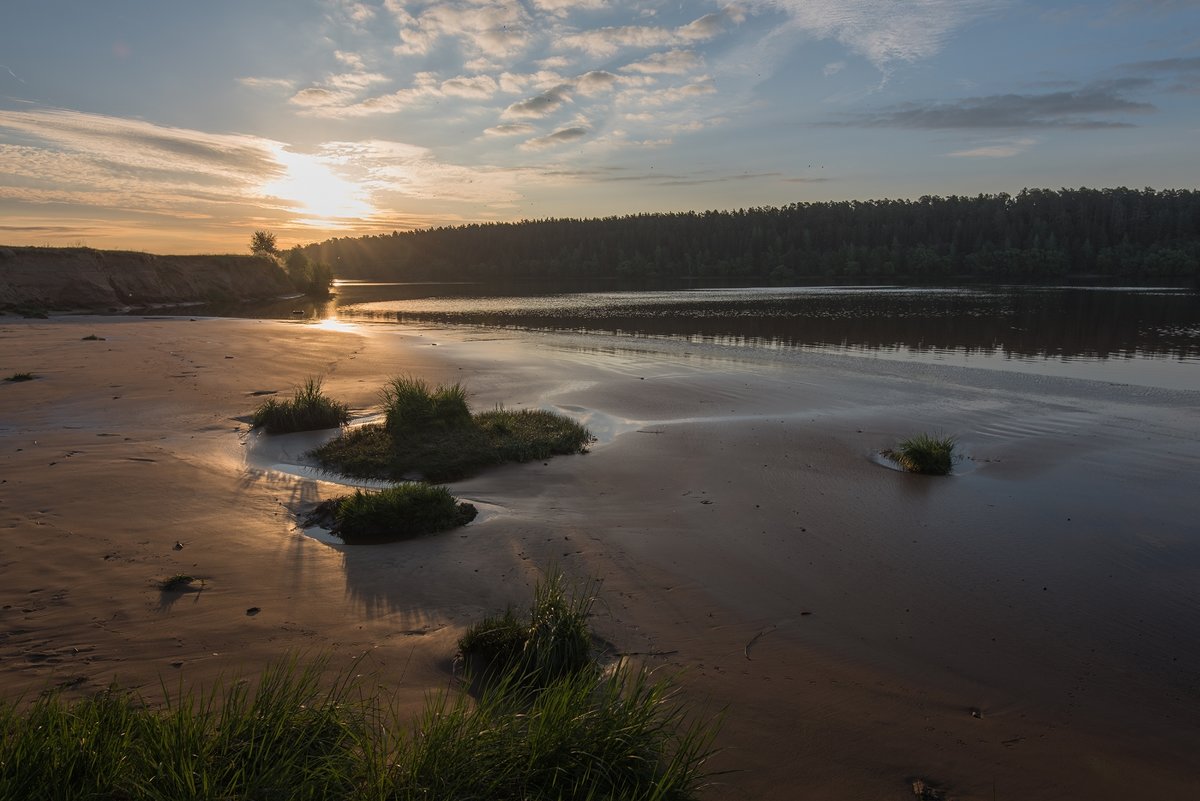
841;83;1154;129
388;1;533;58
559;7;739;56
521;126;589;150
0;107;541;240
1;64;26;84
484;122;537;136
946;136;1037;158
622;49;703;75
741;0;1004;70
238;76;296;91
503;85;573;118
318;139;535;204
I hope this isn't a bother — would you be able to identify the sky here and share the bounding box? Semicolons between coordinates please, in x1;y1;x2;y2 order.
1;0;1198;254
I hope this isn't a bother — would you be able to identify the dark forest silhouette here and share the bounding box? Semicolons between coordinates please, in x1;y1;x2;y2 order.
301;187;1200;284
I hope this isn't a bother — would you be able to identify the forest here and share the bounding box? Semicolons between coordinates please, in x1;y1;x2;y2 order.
300;187;1200;284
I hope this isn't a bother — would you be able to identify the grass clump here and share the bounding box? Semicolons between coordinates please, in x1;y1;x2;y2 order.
381;375;471;435
252;376;350;434
4;372;35;382
459;569;595;687
313;377;593;482
883;433;956;475
310;483;477;544
80;334;105;341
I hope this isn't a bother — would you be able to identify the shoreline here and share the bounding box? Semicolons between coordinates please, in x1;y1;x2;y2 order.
1;314;1197;800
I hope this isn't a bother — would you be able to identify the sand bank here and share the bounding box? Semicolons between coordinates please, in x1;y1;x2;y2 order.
1;315;1197;800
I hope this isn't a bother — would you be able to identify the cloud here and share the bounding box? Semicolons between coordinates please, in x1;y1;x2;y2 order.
440;74;501;98
334;50;366;70
1124;56;1200;73
622;78;717;108
0;108;290;227
498;69;568;94
946;137;1037;158
532;0;607;15
0;108;281;181
841;84;1155;129
297;71;506;117
484;123;537;136
238;76;296;91
740;0;1003;70
0;106;545;241
1122;55;1200;92
503;85;573;118
622;49;703;75
389;1;533;58
290;87;354;107
559;8;737;56
822;61;846;77
334;1;376;24
575;70;620;94
521;126;589;150
317;139;534;204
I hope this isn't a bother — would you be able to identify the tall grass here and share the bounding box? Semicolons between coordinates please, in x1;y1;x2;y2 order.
332;483;477;544
252;377;350;434
459;569;596;687
1;608;718;801
396;662;716;801
381;376;471;435
883;433;956;475
0;658;365;801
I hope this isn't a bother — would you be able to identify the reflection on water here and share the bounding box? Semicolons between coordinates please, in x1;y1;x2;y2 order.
195;282;1200;389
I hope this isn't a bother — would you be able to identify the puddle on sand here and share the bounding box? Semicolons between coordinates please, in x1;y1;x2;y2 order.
552;404;645;445
242;415;395;490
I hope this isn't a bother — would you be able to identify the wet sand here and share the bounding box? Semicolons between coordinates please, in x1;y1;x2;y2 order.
1;315;1198;800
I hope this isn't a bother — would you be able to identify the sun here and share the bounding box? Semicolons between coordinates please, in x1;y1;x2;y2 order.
263;148;374;225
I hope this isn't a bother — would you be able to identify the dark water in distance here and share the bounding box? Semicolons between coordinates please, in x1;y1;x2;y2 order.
199;282;1200;390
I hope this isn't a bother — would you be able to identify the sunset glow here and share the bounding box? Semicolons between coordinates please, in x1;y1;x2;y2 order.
2;1;1198;253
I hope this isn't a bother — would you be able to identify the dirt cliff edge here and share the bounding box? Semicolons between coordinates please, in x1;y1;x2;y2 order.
0;247;295;311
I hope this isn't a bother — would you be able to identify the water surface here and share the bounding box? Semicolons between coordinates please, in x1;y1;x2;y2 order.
216;283;1200;391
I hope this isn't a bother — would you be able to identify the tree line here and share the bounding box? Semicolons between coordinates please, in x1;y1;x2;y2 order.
299;187;1200;284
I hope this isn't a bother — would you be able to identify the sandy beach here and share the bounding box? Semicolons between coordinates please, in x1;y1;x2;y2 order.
1;314;1197;800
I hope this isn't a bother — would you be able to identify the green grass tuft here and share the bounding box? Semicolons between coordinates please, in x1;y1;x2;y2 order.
459;569;596;687
252;376;350;434
883;433;956;475
4;372;35;382
380;375;472;435
313;381;593;483
323;483;477;544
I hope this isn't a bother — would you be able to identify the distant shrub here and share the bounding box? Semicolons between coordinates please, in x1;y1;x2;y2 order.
883;433;956;475
252;377;349;434
4;372;35;382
